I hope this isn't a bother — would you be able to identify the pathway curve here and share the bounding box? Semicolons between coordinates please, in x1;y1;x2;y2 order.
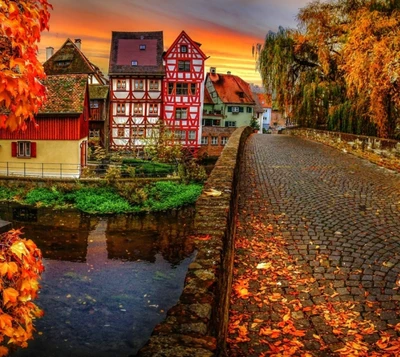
228;134;400;356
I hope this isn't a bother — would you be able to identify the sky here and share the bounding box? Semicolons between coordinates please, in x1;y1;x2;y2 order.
38;0;310;85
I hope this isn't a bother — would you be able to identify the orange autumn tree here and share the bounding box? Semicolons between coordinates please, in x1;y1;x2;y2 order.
0;230;45;356
0;0;52;131
258;0;400;139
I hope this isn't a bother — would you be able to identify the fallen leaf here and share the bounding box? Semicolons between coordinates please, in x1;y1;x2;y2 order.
204;188;222;197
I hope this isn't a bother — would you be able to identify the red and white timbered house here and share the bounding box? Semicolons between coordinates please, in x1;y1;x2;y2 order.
163;31;207;150
108;32;164;153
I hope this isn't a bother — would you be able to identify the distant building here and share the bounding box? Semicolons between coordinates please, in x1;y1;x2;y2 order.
200;68;255;156
44;38;109;146
0;74;90;178
108;31;164;153
162;31;207;151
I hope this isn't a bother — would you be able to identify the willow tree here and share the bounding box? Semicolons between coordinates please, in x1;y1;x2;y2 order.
258;0;400;138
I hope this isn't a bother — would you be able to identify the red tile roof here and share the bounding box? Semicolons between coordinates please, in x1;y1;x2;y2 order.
40;74;88;114
207;72;255;105
109;32;164;76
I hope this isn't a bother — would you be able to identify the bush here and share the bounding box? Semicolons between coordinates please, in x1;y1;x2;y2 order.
23;187;63;207
178;159;207;183
121;159;176;177
145;181;202;211
0;229;44;355
71;187;133;214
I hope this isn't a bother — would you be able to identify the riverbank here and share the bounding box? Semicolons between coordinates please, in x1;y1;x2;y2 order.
0;180;203;214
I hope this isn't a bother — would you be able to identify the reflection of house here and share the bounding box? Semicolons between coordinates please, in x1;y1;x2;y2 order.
199;68;255;156
0;74;90;178
163;31;207;150
44;38;109;147
108;31;164;153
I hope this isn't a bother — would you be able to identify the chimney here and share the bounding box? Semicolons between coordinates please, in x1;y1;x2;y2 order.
227;71;231;75
74;39;82;50
46;47;54;60
210;67;216;74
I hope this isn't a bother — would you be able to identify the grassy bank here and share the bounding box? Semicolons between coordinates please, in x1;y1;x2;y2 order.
0;181;203;214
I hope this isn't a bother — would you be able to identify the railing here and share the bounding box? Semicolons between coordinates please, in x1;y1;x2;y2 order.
0;162;82;179
0;160;179;180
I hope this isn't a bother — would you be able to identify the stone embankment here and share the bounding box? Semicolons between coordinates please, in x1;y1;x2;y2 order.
136;126;253;357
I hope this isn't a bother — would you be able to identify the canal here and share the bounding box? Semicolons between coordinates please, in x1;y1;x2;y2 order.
0;203;196;357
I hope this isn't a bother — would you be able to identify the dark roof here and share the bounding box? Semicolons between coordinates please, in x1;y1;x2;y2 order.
207;72;255;105
109;31;164;76
40;74;88;114
89;84;109;100
44;39;107;84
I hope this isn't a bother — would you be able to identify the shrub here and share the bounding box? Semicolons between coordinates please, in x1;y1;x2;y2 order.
71;187;133;214
145;181;202;211
0;229;44;355
114;182;147;206
23;187;63;207
104;166;121;185
178;159;207;183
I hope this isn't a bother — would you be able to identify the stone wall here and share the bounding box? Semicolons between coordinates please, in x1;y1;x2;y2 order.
137;126;254;357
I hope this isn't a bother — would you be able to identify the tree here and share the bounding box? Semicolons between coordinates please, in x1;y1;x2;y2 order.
0;229;44;356
258;0;400;139
0;0;52;131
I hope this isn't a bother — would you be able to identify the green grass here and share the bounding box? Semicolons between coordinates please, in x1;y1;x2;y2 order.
0;181;202;214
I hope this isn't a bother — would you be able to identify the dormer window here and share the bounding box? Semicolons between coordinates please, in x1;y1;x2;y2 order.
139;45;146;50
131;60;138;66
180;45;188;53
238;92;244;98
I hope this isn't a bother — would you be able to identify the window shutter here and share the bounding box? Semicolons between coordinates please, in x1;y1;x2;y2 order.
239;107;244;113
31;142;37;158
227;106;232;112
11;142;17;157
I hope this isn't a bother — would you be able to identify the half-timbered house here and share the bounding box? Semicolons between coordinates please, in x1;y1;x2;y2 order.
108;31;164;153
0;74;90;178
162;31;207;151
44;38;109;147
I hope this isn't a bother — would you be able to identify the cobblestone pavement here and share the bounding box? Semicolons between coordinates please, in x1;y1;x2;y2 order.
228;134;400;356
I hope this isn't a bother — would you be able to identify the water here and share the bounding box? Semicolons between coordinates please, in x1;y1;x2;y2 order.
0;204;196;357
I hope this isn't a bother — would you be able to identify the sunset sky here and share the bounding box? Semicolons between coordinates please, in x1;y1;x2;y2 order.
39;0;310;85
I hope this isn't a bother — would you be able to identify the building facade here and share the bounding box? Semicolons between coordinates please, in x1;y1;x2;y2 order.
162;31;207;150
108;31;164;153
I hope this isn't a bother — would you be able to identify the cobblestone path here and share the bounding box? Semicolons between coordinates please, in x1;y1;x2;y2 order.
228;134;400;356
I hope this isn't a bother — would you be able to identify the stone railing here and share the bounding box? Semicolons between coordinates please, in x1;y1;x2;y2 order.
137;126;254;357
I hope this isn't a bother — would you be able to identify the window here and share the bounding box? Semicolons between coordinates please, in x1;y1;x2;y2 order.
131;60;138;66
175;108;188;119
131;127;144;138
134;103;143;114
149;80;159;90
178;60;190;72
202;119;221;127
134;80;144;90
221;137;228;145
89;130;100;138
116;103;126;114
225;121;236;127
211;136;218;145
90;100;99;109
174;130;185;140
117;128;125;137
117;79;126;90
188;130;196;140
12;141;36;158
149;104;158;115
247;107;253;113
139;44;146;50
168;82;174;95
176;83;189;95
190;83;196;95
201;136;208;145
180;45;188;53
228;106;243;113
56;60;71;67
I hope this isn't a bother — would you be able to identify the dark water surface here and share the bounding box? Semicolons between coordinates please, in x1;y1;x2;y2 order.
0;204;196;357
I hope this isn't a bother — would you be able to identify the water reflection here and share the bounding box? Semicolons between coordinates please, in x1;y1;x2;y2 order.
0;203;195;357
